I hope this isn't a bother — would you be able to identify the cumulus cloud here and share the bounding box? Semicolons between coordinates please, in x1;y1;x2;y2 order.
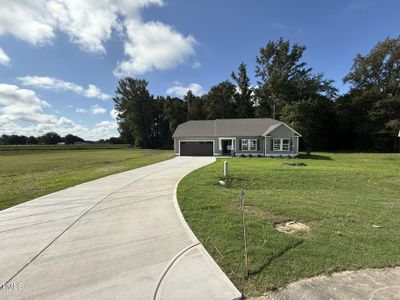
0;83;54;123
90;104;107;114
17;76;110;100
0;83;118;140
114;20;197;75
0;1;56;46
0;47;10;65
166;83;204;98
0;0;198;74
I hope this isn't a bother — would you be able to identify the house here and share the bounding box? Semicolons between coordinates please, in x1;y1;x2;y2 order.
172;118;302;157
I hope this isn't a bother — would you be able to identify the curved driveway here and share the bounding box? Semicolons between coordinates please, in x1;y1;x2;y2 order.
0;157;241;300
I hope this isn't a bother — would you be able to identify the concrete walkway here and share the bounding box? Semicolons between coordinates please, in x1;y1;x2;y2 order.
261;267;400;300
0;157;242;300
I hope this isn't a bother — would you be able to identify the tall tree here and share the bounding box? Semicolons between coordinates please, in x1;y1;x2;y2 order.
204;81;236;119
255;38;336;118
344;37;400;96
39;132;61;145
113;77;154;148
163;96;188;138
185;90;206;120
343;37;400;151
64;134;84;145
281;97;338;155
231;63;254;118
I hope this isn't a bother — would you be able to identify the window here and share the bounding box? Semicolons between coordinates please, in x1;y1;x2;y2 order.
241;139;257;151
250;139;257;151
241;139;248;151
273;138;290;151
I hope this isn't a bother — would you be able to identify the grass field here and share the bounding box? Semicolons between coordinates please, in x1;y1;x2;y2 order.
0;144;131;151
177;153;400;296
0;146;173;211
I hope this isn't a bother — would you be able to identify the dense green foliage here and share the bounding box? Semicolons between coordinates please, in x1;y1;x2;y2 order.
115;37;400;152
338;37;400;151
0;133;121;145
0;144;131;151
0;147;172;210
178;153;400;295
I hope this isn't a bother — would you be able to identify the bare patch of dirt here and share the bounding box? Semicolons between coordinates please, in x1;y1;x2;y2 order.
275;221;310;234
230;203;291;224
230;203;312;234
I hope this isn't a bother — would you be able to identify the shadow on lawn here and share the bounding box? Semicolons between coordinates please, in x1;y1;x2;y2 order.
298;154;332;160
249;240;304;276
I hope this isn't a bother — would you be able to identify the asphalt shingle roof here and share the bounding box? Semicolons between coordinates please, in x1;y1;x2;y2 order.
172;118;283;137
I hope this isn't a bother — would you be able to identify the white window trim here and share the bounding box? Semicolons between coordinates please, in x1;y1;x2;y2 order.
241;138;258;152
273;138;290;151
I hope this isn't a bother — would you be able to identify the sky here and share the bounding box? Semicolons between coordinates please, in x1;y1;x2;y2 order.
0;0;399;140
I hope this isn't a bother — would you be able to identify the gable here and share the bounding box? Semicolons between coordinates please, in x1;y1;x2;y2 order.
264;122;302;137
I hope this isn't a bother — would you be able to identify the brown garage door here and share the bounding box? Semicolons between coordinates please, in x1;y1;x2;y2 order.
180;141;213;156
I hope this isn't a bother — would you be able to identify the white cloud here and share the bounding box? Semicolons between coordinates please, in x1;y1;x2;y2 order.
0;1;198;74
84;84;110;100
90;104;107;114
0;83;54;123
17;76;110;100
75;107;87;113
0;1;56;46
0;83;118;140
0;118;119;141
114;20;197;75
110;108;118;119
166;83;203;98
0;47;10;65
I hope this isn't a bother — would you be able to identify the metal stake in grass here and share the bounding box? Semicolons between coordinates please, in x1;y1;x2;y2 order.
240;187;249;279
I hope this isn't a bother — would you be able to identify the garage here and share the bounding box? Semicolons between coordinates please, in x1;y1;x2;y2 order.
180;141;213;156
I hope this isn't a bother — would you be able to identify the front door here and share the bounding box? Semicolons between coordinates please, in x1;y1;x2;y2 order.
221;139;233;155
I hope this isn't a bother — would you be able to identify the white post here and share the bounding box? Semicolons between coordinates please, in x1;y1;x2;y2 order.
224;160;228;178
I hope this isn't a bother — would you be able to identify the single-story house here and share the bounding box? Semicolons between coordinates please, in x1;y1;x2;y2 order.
172;118;302;157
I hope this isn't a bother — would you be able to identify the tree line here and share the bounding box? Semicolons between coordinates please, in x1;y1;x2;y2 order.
0;133;124;145
114;37;400;153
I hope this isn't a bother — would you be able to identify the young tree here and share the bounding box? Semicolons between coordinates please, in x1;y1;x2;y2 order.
204;81;236;119
231;63;254;118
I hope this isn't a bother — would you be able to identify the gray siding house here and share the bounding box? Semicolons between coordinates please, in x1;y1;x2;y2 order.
172;118;301;157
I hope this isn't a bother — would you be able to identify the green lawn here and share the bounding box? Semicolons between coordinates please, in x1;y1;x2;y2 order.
0;147;173;211
177;153;400;296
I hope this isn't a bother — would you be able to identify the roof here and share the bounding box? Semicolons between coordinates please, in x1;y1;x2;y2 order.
172;118;301;137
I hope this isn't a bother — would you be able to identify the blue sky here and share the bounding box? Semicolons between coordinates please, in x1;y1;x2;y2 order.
0;0;399;140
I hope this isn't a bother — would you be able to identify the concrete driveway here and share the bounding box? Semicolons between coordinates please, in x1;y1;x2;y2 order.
0;157;241;300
